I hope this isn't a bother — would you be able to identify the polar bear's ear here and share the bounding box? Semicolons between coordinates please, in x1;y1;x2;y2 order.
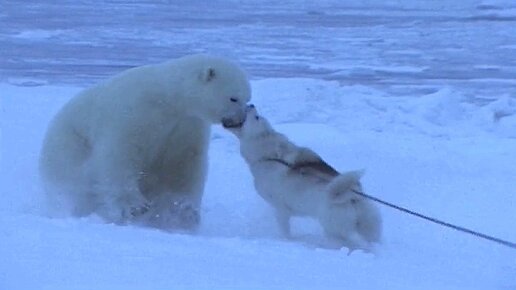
200;67;216;82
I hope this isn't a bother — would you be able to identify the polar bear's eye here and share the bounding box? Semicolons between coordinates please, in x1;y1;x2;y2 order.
255;116;260;120
230;97;238;103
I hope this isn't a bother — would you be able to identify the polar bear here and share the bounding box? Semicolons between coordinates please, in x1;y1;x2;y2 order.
39;54;251;230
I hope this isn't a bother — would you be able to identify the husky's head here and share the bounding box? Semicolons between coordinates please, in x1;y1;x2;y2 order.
226;104;273;138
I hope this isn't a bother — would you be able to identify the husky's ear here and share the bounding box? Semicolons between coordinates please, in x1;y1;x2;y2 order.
199;67;216;82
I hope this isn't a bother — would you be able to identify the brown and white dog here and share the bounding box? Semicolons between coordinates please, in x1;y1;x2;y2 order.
227;105;382;252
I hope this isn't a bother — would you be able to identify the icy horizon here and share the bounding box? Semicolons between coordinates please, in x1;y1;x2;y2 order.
2;0;516;98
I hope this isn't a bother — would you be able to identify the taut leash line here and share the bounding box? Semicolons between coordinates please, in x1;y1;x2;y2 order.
352;190;516;250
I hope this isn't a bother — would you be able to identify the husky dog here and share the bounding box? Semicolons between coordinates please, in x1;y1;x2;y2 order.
228;105;382;252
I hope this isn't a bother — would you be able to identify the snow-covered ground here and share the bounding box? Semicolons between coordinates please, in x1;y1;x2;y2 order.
1;1;516;289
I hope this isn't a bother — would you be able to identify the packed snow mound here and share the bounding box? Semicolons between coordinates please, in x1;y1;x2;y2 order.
253;78;516;137
1;80;515;289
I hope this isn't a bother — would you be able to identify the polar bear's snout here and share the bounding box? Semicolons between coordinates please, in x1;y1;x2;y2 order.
221;106;247;129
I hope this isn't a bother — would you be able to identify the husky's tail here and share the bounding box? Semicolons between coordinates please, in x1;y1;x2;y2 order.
326;170;382;244
326;170;364;203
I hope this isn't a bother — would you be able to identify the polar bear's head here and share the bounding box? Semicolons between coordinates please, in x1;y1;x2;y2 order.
175;54;251;127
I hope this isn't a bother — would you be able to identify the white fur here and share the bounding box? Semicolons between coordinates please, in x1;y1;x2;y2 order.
39;54;251;229
230;106;382;251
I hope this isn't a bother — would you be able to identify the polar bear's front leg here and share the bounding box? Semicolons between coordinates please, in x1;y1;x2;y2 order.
96;183;149;224
163;148;208;230
149;127;209;230
275;209;292;238
90;143;150;224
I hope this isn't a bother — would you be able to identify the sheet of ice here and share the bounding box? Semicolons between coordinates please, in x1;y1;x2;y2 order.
1;0;516;97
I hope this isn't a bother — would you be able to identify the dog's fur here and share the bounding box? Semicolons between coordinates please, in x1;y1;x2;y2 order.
228;106;382;251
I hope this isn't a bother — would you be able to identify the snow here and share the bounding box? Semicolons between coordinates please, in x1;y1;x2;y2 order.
1;1;516;289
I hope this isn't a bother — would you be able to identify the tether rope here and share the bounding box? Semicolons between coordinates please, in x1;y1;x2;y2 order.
352;189;516;250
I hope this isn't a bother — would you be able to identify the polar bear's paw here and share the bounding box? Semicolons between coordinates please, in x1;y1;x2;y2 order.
129;202;151;218
118;195;151;221
139;199;201;231
174;202;201;230
98;193;150;224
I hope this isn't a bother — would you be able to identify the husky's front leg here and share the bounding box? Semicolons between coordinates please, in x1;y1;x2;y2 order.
275;209;291;238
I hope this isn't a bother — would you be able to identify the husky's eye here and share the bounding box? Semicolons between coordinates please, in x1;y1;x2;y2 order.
255;116;260;120
230;97;238;103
